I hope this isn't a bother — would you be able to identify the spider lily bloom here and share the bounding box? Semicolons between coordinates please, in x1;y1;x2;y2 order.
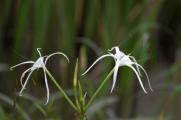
10;48;69;105
82;46;153;93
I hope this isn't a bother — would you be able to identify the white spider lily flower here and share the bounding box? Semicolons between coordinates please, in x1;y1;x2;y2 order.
10;48;69;105
82;46;152;93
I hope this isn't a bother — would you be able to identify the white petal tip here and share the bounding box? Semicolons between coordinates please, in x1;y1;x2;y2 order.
44;102;48;105
10;67;15;70
81;73;85;76
44;98;49;105
19;93;22;96
110;88;114;93
81;71;88;76
65;58;70;63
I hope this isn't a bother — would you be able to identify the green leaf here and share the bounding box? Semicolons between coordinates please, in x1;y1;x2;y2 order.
73;59;81;111
12;0;31;62
73;59;79;88
32;0;51;58
0;106;8;120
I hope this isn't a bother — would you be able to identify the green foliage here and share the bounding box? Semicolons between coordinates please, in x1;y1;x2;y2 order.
0;0;181;119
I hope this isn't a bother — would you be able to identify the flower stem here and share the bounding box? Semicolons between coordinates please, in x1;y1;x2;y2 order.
85;69;114;110
45;68;78;111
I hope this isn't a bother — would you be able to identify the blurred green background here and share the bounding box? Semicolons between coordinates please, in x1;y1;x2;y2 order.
0;0;181;119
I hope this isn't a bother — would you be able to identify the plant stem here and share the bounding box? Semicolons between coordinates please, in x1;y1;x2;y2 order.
85;69;114;110
45;68;78;111
79;115;86;120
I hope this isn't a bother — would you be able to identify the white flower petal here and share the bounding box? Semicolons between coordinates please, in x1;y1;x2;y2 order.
10;61;34;70
110;61;120;93
45;52;69;65
128;56;142;76
20;68;32;87
82;54;113;76
19;71;34;96
132;63;153;91
108;52;116;61
108;46;116;51
37;48;42;57
125;64;147;94
115;47;121;54
43;68;49;105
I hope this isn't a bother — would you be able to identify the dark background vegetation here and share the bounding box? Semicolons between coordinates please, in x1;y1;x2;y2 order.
0;0;181;119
